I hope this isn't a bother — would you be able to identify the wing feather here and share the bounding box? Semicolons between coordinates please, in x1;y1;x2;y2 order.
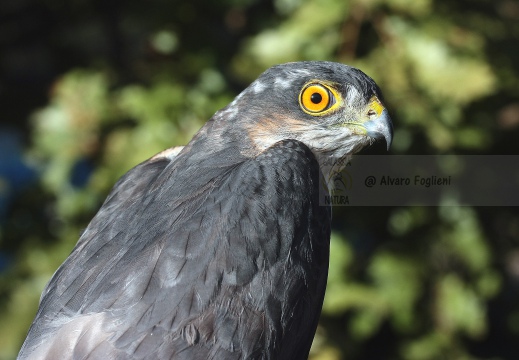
18;141;330;360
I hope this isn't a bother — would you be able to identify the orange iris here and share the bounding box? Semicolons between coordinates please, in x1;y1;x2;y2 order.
300;84;332;113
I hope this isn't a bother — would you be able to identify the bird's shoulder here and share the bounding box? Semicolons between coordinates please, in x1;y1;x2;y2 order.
43;139;327;310
22;139;330;359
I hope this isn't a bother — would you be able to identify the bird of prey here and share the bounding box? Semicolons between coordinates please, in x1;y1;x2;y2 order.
18;61;392;360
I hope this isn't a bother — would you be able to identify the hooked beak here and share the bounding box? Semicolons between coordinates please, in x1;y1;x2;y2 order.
363;109;393;151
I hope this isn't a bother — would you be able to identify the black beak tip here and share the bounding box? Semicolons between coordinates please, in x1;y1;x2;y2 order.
364;110;393;151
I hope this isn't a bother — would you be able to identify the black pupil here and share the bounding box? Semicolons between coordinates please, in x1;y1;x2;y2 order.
310;92;322;104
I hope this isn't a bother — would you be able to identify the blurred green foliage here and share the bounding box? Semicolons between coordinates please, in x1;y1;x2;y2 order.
1;0;519;359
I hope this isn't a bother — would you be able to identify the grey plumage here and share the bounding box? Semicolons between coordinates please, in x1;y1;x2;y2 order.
18;61;392;360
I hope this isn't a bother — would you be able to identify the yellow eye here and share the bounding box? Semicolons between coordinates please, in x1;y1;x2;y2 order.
299;83;337;115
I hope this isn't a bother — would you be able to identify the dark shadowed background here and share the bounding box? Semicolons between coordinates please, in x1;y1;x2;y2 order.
1;0;519;359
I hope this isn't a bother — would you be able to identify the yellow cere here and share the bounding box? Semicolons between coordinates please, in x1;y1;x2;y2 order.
299;81;342;116
368;96;385;117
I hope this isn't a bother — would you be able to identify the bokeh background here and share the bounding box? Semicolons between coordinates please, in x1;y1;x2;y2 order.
1;0;519;359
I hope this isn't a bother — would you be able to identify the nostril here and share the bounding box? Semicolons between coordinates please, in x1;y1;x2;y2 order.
367;109;377;117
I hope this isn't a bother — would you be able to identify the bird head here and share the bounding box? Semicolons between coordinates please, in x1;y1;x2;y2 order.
211;61;393;177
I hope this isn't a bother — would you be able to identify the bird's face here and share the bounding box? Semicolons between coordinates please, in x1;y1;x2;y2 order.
214;61;393;176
